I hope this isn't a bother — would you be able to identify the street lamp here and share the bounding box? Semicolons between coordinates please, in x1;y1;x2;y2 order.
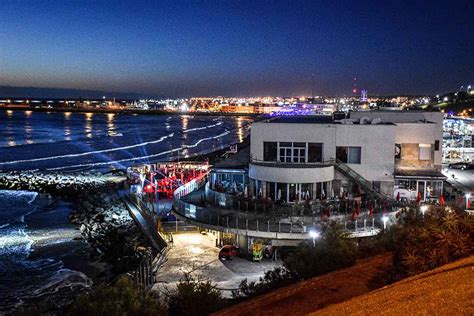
382;216;389;231
309;230;320;247
420;204;428;217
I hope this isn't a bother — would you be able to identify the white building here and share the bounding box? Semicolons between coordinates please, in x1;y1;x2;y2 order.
247;111;445;202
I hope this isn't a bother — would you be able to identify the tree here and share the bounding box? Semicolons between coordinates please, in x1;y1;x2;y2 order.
68;276;166;316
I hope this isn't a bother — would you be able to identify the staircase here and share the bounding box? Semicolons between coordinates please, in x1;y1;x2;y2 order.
332;159;391;201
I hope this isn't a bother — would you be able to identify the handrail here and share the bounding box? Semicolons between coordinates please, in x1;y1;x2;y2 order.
333;159;390;200
250;157;335;168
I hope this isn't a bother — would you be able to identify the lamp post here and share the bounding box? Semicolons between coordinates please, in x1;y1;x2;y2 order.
420;204;428;218
382;215;388;231
309;230;320;247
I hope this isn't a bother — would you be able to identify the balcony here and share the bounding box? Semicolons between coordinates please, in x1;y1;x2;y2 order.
249;158;335;183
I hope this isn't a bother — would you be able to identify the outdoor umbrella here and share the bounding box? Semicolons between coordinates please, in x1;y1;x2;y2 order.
439;195;445;206
396;191;400;202
368;202;374;218
277;189;282;200
417;191;422;204
339;187;344;198
244;186;248;197
331;189;335;199
355;201;360;215
259;187;263;197
305;190;310;200
321;187;326;199
351;209;357;221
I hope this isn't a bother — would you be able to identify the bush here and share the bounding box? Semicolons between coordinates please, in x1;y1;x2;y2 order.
284;223;357;280
393;206;473;277
233;223;358;300
68;276;166;316
232;266;293;299
166;273;226;316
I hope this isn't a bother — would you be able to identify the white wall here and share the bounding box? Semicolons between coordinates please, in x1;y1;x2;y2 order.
351;111;443;167
250;122;396;182
249;164;334;183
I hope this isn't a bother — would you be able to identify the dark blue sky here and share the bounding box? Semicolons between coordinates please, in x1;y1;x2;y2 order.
1;0;473;97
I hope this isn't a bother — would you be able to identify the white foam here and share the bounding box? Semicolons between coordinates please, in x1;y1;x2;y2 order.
47;130;231;171
0;132;174;165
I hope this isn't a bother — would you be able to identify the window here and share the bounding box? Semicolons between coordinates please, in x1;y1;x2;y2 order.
263;142;277;161
419;144;431;160
348;147;361;164
308;143;323;162
337;146;361;164
292;143;306;163
279;142;305;163
434;140;440;151
336;146;348;163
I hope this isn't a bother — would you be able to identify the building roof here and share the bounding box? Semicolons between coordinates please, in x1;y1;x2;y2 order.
265;115;333;124
394;168;446;179
212;146;250;170
261;115;394;125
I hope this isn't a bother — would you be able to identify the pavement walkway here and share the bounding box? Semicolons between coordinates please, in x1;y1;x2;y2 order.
152;232;280;296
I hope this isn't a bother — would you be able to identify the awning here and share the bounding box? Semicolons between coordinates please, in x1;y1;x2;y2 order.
394;168;446;180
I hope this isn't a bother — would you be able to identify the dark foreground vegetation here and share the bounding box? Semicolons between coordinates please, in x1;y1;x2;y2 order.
19;205;472;316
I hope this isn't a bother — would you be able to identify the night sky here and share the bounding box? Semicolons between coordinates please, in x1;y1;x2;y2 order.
1;0;473;97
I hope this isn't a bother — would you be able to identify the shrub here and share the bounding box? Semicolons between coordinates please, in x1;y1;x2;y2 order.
284;223;357;280
393;206;473;276
232;266;293;299
68;276;166;316
166;273;226;316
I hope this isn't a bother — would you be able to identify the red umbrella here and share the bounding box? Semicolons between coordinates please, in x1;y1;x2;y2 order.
368;202;374;218
320;209;325;220
417;191;422;204
327;206;331;218
439;195;445;206
355;201;360;215
396;192;400;202
351;209;357;221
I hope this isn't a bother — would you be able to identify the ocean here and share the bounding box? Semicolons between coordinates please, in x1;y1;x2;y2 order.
0;110;252;171
0;110;252;312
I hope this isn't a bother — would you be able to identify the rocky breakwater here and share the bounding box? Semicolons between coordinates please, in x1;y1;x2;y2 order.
70;190;156;276
0;171;124;196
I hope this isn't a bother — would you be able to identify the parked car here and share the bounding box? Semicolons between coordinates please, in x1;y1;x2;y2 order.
448;162;474;170
218;245;239;260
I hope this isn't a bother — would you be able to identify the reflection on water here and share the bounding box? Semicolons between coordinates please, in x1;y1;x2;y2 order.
84;112;93;121
84;113;94;139
237;117;244;143
107;113;115;133
0;111;253;171
181;116;189;140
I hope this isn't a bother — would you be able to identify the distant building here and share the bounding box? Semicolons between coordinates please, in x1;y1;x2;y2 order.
361;89;368;102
